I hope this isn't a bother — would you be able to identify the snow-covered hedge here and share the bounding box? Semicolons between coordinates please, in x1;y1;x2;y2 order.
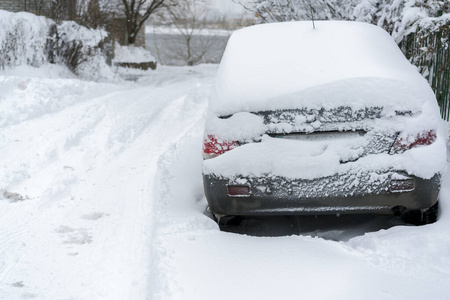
401;14;450;73
0;10;50;69
353;0;448;42
244;0;448;43
49;21;114;80
244;0;354;22
0;9;113;81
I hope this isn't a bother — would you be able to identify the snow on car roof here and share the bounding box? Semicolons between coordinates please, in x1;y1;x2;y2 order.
212;21;437;116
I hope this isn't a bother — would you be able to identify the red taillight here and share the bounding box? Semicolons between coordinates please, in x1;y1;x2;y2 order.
227;185;250;197
203;135;238;159
390;130;436;154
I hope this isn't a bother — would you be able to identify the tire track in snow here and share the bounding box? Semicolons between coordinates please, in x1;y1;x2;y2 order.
0;67;214;300
148;82;218;299
68;76;212;299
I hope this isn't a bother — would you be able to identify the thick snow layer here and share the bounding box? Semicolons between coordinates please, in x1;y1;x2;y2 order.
407;13;450;41
354;0;450;42
0;64;215;299
1;64;450;300
0;10;112;81
56;21;114;81
203;106;447;180
0;10;51;68
212;21;436;116
57;21;107;48
203;130;446;180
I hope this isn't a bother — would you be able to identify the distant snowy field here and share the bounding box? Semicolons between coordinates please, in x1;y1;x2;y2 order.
1;64;450;299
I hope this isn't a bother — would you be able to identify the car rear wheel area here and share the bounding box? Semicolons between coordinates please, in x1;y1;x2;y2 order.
401;201;439;225
205;201;440;238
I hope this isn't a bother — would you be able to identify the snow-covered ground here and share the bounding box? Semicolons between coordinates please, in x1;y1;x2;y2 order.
1;64;450;299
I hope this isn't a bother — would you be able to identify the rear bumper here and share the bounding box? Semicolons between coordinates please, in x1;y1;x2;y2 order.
203;172;441;216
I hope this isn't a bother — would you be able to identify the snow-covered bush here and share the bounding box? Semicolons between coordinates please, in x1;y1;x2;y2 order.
0;9;112;81
0;10;50;69
353;0;449;83
400;13;450;73
399;13;449;119
242;0;357;22
49;21;114;80
353;0;446;42
243;0;447;43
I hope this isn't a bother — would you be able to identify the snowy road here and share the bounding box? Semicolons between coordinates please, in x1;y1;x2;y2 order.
1;65;450;299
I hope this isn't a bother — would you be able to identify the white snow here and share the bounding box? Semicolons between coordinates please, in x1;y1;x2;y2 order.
202;105;447;180
212;21;436;116
0;64;215;299
57;21;108;48
203;129;446;180
1;61;450;299
204;20;446;181
0;9;112;81
113;44;156;63
0;10;51;68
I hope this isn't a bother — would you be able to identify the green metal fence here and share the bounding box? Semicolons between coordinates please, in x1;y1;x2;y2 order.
400;25;450;120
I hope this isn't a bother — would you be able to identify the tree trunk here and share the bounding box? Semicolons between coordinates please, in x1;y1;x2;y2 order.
128;34;136;44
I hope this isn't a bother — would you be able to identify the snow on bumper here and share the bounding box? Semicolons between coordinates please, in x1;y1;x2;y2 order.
203;172;441;216
202;133;446;216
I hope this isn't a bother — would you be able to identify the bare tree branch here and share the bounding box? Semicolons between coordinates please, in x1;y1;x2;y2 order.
121;0;167;44
161;0;222;65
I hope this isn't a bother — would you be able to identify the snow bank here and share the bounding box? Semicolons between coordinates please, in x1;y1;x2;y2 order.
54;21;115;81
0;9;113;81
212;21;435;116
1;61;450;300
113;44;156;63
57;21;106;48
0;74;117;129
0;10;50;68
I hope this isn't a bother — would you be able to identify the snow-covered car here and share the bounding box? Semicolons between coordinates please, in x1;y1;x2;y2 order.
202;21;447;224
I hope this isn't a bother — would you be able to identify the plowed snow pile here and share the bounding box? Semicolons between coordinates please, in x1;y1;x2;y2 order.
0;65;449;299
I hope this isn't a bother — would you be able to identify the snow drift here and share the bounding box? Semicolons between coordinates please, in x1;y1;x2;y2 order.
212;21;436;116
0;9;112;81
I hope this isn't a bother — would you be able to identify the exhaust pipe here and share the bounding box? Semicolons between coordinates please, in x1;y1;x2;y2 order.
391;206;406;217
